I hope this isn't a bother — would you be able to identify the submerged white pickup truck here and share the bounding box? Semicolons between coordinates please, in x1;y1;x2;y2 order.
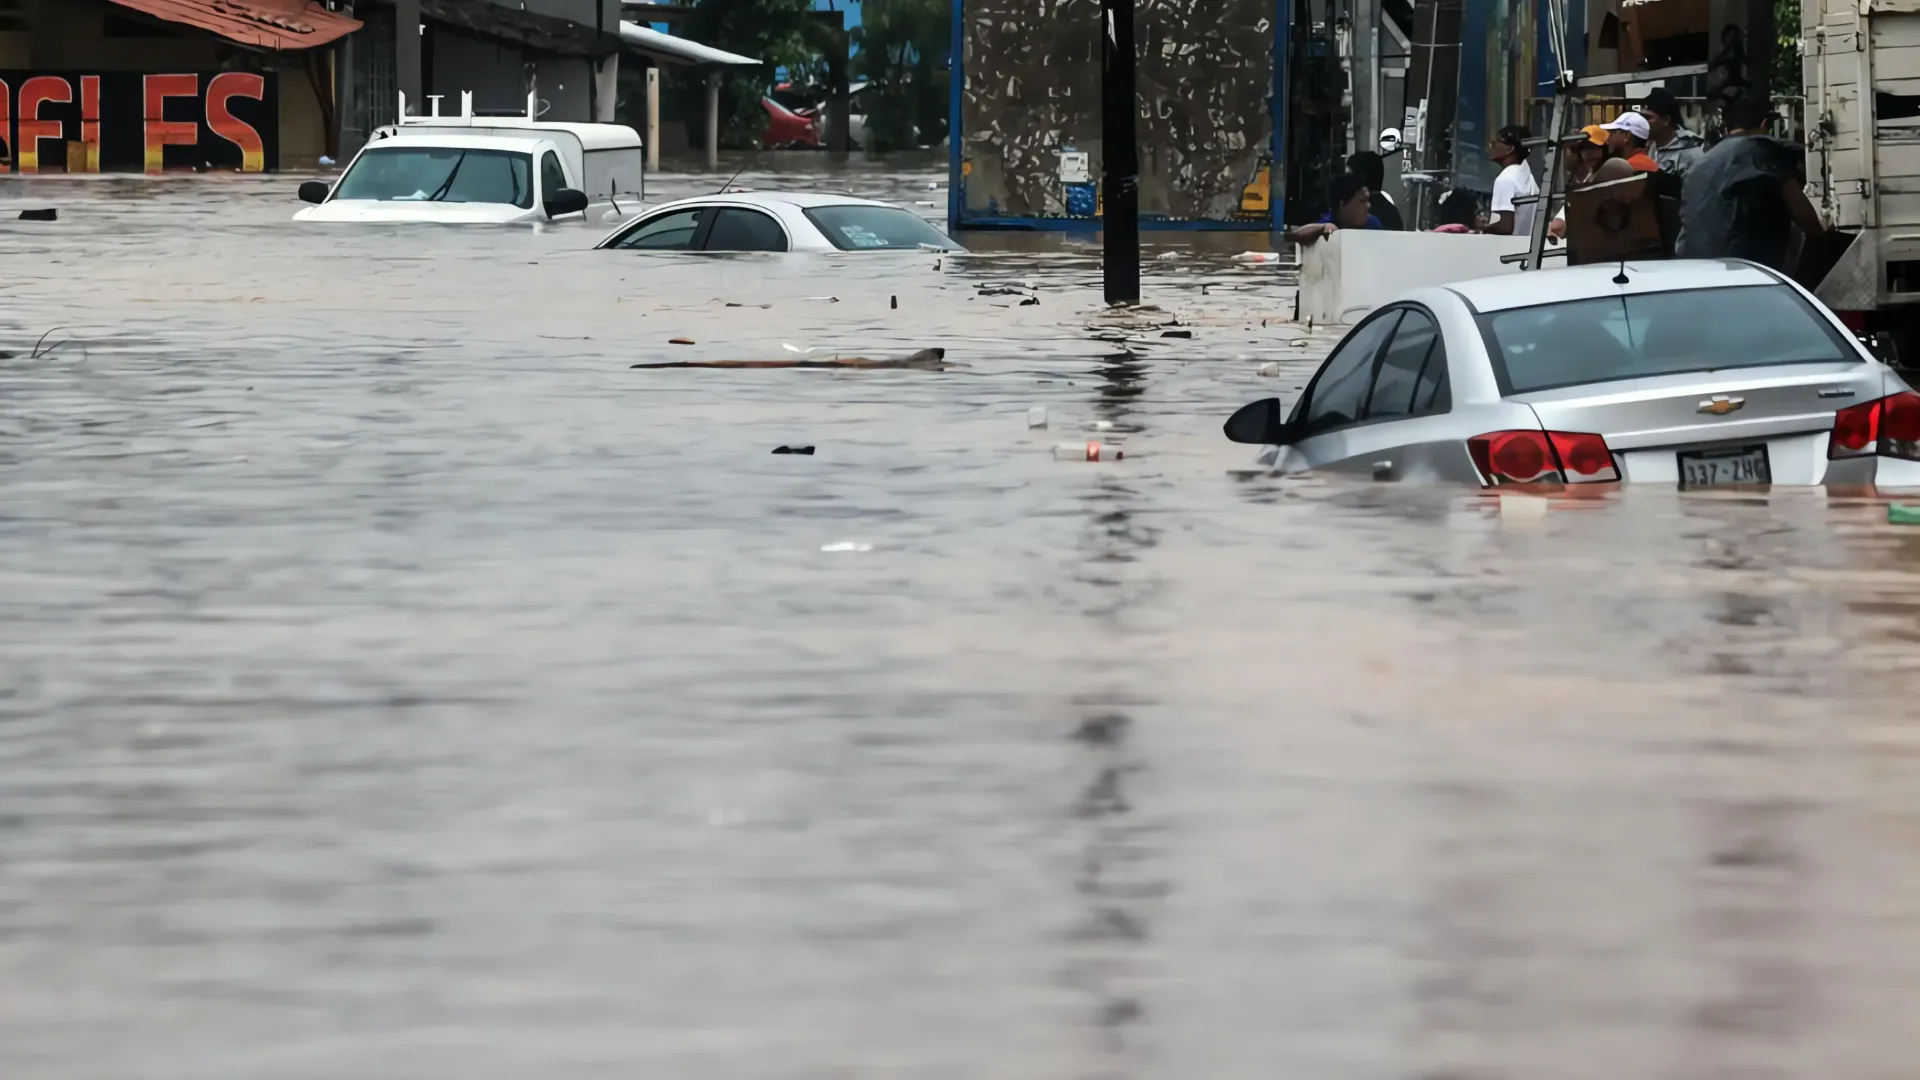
295;91;644;225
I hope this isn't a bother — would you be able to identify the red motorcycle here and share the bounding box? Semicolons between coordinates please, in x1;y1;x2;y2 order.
759;95;822;150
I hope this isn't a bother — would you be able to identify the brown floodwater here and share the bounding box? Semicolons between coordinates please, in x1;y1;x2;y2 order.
4;165;1920;1079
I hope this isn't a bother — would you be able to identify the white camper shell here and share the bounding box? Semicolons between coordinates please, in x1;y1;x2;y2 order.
294;91;645;224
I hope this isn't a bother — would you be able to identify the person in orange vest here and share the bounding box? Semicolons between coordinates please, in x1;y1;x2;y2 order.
1600;113;1661;173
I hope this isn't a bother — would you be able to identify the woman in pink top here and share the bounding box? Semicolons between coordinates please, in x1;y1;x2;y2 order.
1429;189;1479;233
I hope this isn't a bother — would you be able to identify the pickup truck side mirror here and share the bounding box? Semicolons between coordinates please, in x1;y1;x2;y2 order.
1223;397;1291;445
297;180;329;204
545;188;589;218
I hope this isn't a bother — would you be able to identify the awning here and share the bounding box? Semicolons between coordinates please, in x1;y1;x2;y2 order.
619;22;761;68
104;0;361;50
420;0;622;58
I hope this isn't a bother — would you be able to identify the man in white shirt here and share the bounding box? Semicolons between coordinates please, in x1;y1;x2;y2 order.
1486;124;1539;236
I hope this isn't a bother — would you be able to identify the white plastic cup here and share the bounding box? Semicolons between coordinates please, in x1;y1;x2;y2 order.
1256;362;1281;377
1027;406;1048;429
1055;441;1125;462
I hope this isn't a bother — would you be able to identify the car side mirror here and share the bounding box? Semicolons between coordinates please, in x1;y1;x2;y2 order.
545;188;589;218
1223;397;1290;445
297;180;329;204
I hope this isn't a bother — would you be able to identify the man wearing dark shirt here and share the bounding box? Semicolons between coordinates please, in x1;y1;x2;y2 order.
1345;151;1406;231
1677;96;1824;270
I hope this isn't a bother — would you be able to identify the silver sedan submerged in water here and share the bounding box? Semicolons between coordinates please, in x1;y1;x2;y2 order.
1227;259;1920;488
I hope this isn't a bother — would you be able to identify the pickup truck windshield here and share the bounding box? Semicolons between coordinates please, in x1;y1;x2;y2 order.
333;146;535;209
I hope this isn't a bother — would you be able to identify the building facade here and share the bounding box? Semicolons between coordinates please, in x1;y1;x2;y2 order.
0;0;358;171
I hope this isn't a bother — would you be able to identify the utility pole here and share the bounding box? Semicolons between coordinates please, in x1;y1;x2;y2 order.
1100;0;1140;306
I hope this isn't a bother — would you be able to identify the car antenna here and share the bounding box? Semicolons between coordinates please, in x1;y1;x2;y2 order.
715;161;748;195
1613;258;1629;285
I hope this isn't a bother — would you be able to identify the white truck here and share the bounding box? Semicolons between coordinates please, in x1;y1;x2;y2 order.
1806;0;1920;364
295;91;645;225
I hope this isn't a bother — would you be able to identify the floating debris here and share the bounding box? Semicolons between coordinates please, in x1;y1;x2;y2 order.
772;445;816;455
669;337;695;345
1055;441;1126;462
632;348;956;372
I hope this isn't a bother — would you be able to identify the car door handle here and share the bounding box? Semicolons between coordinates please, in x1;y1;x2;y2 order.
1372;460;1394;480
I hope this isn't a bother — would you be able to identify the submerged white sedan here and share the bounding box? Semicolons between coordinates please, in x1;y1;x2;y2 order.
1226;259;1920;488
593;192;964;253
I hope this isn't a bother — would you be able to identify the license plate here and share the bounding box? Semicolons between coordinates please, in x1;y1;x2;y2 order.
1678;445;1771;487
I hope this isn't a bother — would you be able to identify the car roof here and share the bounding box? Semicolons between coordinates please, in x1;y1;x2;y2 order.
380;119;642;151
646;191;902;213
1442;259;1784;313
362;133;547;152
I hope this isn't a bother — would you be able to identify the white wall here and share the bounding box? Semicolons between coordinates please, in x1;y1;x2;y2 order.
1299;230;1532;325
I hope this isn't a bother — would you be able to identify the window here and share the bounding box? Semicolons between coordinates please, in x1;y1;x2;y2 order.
704;208;789;252
613;209;705;250
1410;340;1450;415
1476;284;1856;395
801;204;958;250
540;151;568;198
332;147;533;209
1296;311;1401;436
1363;309;1442;421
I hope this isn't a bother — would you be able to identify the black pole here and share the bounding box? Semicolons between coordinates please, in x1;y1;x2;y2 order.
1101;0;1140;306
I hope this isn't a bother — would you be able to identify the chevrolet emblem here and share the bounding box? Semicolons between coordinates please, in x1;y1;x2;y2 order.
1698;395;1746;415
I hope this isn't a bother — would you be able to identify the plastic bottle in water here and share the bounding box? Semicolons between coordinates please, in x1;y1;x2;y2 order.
1054;441;1125;462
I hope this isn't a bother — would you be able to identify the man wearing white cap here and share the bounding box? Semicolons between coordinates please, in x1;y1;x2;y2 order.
1600;112;1661;173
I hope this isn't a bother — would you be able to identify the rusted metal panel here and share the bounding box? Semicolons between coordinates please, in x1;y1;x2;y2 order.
953;0;1281;230
102;0;361;50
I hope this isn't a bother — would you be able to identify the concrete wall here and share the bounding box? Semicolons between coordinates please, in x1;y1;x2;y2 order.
0;30;30;66
508;0;618;34
958;0;1276;222
28;0;220;68
428;26;595;120
431;27;526;113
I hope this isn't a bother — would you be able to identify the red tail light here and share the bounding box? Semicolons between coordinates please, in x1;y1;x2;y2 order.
1883;391;1920;449
1830;399;1879;457
1468;430;1618;485
1548;431;1619;482
1828;392;1920;460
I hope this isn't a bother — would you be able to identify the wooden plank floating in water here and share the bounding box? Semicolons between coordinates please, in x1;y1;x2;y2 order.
631;349;955;371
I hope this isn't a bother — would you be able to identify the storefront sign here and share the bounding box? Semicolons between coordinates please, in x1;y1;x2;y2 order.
0;71;278;174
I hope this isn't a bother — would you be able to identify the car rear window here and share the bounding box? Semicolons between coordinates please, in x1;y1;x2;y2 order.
801;205;957;251
1475;284;1856;395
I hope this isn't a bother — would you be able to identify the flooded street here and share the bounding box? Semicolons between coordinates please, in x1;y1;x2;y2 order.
6;167;1920;1078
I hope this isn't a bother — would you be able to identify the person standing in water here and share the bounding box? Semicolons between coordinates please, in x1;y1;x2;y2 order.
1288;173;1385;245
1344;151;1405;231
1640;89;1706;178
1485;125;1539;236
1677;96;1825;271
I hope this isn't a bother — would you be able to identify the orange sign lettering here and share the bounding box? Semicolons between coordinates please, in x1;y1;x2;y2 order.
79;75;100;172
16;76;74;173
205;72;266;173
142;73;199;174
